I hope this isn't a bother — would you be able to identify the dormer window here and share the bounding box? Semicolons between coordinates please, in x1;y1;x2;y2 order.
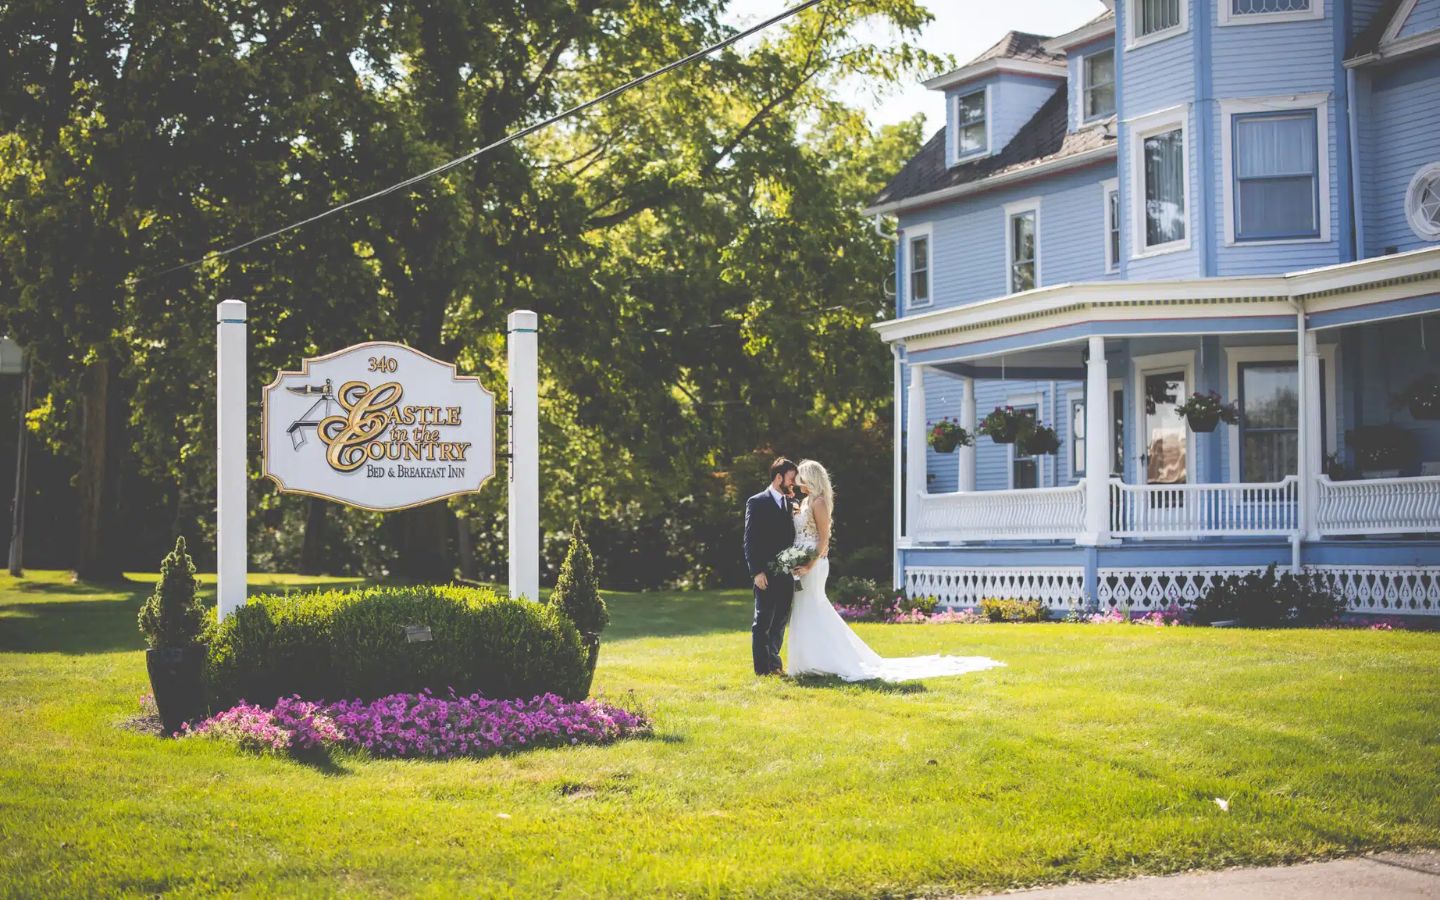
954;88;988;160
1082;50;1115;121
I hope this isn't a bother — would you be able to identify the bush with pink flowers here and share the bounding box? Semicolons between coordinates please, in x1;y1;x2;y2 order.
183;690;651;759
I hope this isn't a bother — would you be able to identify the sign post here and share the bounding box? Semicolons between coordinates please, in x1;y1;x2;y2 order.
507;311;539;602
217;300;248;621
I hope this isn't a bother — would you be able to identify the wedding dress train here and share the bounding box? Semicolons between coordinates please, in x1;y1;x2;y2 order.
784;505;1005;682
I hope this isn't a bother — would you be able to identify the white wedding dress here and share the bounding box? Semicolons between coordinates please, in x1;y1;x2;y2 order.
785;500;1005;682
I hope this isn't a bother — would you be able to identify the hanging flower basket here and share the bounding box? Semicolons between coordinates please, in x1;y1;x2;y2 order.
1016;423;1060;456
979;406;1025;444
927;418;973;454
1173;391;1239;433
1398;374;1440;421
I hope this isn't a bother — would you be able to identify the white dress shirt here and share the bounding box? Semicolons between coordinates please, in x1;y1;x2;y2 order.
767;485;788;509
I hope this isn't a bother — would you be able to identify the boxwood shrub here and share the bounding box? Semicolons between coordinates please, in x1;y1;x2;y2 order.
205;585;589;708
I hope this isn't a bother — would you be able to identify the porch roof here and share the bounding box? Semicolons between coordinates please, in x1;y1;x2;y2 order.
874;246;1440;364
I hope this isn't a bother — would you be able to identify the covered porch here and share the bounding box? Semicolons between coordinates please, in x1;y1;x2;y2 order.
877;248;1440;614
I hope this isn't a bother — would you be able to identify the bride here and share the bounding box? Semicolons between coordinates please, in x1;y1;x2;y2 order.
785;459;1004;682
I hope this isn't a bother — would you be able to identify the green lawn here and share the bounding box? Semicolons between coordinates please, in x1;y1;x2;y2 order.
1;569;1437;897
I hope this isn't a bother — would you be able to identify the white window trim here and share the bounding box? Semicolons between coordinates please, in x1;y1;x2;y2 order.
1127;105;1192;259
1067;389;1086;481
1126;0;1190;50
1382;0;1421;43
1220;93;1332;246
1224;343;1339;483
951;85;993;166
1131;350;1197;487
1006;392;1043;489
1405;161;1440;241
1079;49;1117;124
1218;0;1323;26
1101;178;1121;273
1004;197;1042;294
903;222;934;311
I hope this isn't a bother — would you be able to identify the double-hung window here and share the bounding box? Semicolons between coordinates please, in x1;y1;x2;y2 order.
954;89;987;160
1011;406;1040;489
907;230;931;308
1083;50;1115;121
1130;109;1189;255
1237;362;1299;483
1136;0;1182;39
1232;111;1320;241
1006;200;1038;293
1103;179;1120;272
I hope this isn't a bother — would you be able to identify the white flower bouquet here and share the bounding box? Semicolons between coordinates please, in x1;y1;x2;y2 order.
769;546;818;590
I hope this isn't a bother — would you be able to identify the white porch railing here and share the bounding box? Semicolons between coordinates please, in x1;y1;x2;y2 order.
1315;474;1440;536
912;481;1086;542
1109;476;1299;538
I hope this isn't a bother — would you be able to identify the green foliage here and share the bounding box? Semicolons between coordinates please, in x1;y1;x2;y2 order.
137;537;205;649
900;594;939;615
1192;564;1347;627
979;598;1048;623
549;522;608;635
205;585;589;708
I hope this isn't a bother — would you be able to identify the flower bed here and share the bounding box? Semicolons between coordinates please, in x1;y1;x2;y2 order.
183;690;651;759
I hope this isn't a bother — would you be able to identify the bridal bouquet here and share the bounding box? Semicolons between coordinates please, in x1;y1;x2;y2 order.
769;546;818;590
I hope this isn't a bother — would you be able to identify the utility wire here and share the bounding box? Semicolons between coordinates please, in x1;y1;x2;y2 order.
128;0;836;287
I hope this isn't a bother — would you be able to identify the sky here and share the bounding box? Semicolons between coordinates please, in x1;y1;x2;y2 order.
722;0;1107;134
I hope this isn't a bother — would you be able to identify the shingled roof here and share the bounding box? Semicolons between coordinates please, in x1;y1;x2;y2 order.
966;31;1064;67
869;85;1116;212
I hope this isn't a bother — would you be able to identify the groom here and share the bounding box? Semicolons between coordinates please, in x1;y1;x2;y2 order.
743;457;799;676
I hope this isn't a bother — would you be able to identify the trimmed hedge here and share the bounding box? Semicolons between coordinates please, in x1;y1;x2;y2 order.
205;585;589;708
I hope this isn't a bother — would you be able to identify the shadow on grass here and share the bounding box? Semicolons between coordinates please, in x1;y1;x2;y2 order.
604;591;755;641
787;674;928;694
0;595;149;654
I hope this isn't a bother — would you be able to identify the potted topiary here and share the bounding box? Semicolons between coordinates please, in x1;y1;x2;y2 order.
1397;373;1440;421
978;406;1026;444
138;536;209;734
927;417;973;454
549;522;608;696
1172;391;1240;433
1015;423;1060;456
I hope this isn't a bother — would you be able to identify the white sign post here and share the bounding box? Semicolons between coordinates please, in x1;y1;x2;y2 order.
507;311;540;602
261;343;496;511
216;300;248;622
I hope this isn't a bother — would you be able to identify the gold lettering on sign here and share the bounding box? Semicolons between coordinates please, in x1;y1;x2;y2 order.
314;379;471;474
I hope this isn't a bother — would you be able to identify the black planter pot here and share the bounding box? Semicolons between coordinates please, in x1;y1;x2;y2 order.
146;644;208;734
579;632;602;697
931;437;960;454
1186;411;1221;433
986;425;1018;444
1408;398;1440;421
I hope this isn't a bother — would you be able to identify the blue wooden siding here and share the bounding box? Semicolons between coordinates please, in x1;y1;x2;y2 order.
1352;0;1388;35
896;165;1118;314
944;75;1061;164
1116;0;1202;280
1399;0;1440;37
1359;54;1440;257
1207;0;1343;275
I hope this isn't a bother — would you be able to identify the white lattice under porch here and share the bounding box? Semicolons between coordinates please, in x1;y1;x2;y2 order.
905;565;1440;616
905;566;1087;613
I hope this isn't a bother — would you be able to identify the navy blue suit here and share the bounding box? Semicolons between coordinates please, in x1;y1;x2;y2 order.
744;488;796;675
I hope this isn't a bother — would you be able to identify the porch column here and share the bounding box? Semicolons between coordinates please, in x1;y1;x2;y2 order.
958;375;977;492
906;364;928;539
1079;336;1113;546
1300;327;1323;541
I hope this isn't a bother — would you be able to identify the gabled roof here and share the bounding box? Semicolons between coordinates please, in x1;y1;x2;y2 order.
922;31;1066;91
866;86;1116;215
1346;0;1440;65
1042;10;1117;53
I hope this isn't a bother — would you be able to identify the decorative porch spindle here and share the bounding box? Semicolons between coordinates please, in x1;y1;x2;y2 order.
1080;335;1112;545
906;364;928;539
959;375;976;493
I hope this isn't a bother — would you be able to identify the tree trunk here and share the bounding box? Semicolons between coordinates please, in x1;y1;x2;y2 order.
74;354;125;582
299;498;328;575
455;511;476;581
388;502;452;581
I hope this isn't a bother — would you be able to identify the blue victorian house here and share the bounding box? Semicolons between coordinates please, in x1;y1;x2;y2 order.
871;0;1440;616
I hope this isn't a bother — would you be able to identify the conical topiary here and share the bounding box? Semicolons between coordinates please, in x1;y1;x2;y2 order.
549;522;608;636
138;536;206;649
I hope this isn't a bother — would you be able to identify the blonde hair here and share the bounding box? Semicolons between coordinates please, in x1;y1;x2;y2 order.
796;459;834;514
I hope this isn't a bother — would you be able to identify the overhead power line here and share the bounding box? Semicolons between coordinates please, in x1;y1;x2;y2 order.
128;0;835;287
